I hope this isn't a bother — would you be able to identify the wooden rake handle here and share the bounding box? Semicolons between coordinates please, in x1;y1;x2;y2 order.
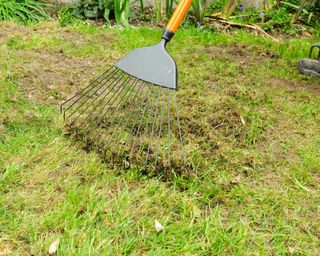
166;0;193;32
162;0;193;41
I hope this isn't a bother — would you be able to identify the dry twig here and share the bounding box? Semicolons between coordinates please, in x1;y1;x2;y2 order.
206;16;280;42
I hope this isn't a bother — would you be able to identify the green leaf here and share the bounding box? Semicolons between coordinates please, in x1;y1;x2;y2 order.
84;6;98;18
103;8;111;26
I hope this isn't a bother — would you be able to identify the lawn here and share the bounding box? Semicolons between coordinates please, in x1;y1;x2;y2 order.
0;21;319;255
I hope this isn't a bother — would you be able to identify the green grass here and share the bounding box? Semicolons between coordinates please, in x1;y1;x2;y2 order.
0;21;319;255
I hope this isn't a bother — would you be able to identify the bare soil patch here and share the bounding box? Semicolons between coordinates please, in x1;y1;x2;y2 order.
0;23;31;43
1;23;115;105
184;44;277;66
270;77;320;96
17;48;104;105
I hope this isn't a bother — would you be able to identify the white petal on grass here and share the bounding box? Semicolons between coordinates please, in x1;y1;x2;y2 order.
288;247;295;254
231;175;241;184
240;115;246;125
48;238;60;255
155;219;164;232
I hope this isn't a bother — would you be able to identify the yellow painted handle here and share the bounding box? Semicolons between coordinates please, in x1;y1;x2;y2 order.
166;0;193;33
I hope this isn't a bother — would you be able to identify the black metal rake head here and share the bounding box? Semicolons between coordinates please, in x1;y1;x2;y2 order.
60;66;186;171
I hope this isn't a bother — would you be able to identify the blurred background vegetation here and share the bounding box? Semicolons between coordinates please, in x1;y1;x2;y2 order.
0;0;319;37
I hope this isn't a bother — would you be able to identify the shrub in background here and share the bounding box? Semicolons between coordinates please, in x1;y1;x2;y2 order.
72;0;130;26
263;8;293;32
207;0;319;34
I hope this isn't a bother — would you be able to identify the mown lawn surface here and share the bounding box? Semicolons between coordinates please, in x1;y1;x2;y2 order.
0;21;319;255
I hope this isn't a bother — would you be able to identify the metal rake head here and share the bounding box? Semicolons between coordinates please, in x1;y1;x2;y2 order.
60;66;186;172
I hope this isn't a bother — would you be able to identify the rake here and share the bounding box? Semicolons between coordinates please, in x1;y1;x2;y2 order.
61;0;193;170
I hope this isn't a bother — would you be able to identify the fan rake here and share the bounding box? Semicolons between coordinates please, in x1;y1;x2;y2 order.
61;0;193;171
61;67;186;170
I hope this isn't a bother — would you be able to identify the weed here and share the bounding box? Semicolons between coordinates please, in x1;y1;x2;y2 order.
58;7;77;27
155;0;162;23
264;8;292;32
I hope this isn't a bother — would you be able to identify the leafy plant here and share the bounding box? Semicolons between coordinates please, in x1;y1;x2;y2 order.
114;0;129;26
315;23;320;39
0;0;48;23
206;0;319;35
155;0;162;23
285;0;319;25
165;0;174;19
207;0;238;18
263;8;293;32
139;0;145;17
207;0;225;14
58;7;77;27
222;0;237;18
191;0;203;23
72;0;130;27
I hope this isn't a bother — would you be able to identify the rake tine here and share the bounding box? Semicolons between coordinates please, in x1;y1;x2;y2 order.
100;79;145;152
174;92;186;164
92;78;139;144
61;66;117;115
124;84;154;151
116;83;152;156
97;78;142;149
137;86;159;152
80;74;130;135
154;89;165;167
66;69;125;127
64;68;121;122
60;66;114;112
129;85;156;157
83;76;133;134
145;87;162;166
167;89;171;166
66;70;125;130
